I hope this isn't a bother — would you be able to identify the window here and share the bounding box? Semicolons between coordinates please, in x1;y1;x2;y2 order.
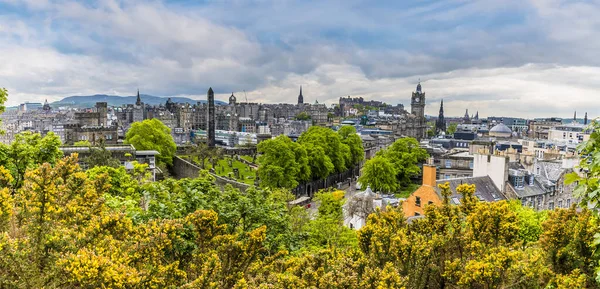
415;196;421;207
428;201;434;205
558;200;563;208
469;160;473;169
567;199;571;207
445;160;451;168
514;176;524;188
414;212;420;216
549;202;554;210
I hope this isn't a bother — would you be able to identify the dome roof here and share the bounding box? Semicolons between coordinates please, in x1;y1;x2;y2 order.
489;123;512;134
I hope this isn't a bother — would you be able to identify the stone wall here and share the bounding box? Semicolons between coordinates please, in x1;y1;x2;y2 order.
291;165;361;198
172;156;251;192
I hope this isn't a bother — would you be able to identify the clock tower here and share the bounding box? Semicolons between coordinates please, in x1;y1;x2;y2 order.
411;82;425;120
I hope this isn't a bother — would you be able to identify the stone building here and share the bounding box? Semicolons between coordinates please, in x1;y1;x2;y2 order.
395;82;428;140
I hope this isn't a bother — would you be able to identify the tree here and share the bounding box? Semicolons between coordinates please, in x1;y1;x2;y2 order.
191;139;211;169
338;126;364;166
0;88;7;132
295;111;311;121
0;131;62;190
447;123;458;135
84;139;122;168
358;156;398;193
379;137;428;187
125;119;176;166
257;135;310;189
298;126;350;173
74;140;91;147
303;142;334;180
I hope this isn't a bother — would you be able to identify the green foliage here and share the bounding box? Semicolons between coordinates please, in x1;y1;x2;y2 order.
256;126;363;188
358;155;398;193
84;140;122;168
295;111;311;121
377;137;429;187
0;131;62;190
125;119;176;166
298;126;351;173
0;147;598;288
257;135;310;188
0;88;7;132
74;140;91;147
339;126;365;166
447;123;458;135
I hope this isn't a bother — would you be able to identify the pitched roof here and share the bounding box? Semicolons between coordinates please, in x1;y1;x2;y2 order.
436;176;505;205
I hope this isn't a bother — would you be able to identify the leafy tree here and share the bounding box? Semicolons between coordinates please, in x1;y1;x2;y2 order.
447;123;458;135
74;140;91;147
0;131;62;190
125;119;176;166
257;135;310;189
84;139;122;168
378;137;428;187
303;142;334;180
298;126;350;173
358;155;398;193
0;88;7;131
339;126;365;166
306;190;357;250
295;111;311;121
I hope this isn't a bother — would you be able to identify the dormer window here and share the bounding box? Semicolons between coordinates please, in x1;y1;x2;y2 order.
415;196;421;207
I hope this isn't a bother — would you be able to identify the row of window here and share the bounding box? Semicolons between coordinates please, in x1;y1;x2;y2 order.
444;160;474;169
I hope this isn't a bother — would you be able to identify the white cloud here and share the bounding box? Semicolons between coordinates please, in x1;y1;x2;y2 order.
0;0;600;120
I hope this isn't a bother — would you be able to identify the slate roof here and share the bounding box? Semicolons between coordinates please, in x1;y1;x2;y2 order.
436;176;505;205
507;179;546;198
537;161;563;183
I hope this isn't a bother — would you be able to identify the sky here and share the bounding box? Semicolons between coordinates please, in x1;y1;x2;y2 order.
1;0;599;118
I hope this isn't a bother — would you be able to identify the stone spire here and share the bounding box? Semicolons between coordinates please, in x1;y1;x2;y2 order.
574;111;577;121
584;112;588;125
463;109;470;122
207;87;216;148
435;100;446;134
298;86;304;104
475;111;479;120
136;89;142;106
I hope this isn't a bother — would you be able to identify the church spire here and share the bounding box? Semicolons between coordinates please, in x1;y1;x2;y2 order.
574;111;577;121
475;111;479;120
136;89;142;106
435;100;446;134
298;86;304;104
584;112;588;125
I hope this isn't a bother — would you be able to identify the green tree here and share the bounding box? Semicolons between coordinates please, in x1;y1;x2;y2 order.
0;88;7;132
295;111;311;121
84;139;121;168
379;137;428;187
74;140;91;147
0;131;62;190
298;126;350;173
447;123;458;135
358;155;398;193
338;126;364;166
257;135;310;189
125;119;176;166
303;142;334;180
306;190;357;249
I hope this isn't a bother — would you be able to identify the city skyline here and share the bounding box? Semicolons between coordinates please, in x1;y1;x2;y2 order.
1;0;600;117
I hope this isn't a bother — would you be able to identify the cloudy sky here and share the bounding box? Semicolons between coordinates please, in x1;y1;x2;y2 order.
1;0;599;118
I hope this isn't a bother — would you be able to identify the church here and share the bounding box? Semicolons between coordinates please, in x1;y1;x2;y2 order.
396;82;428;140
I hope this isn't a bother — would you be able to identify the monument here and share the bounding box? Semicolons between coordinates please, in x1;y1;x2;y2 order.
207;87;216;147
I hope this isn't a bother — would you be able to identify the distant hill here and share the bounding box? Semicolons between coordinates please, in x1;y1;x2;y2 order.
51;94;225;108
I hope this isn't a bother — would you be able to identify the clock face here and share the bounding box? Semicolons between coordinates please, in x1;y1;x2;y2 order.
415;97;420;103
